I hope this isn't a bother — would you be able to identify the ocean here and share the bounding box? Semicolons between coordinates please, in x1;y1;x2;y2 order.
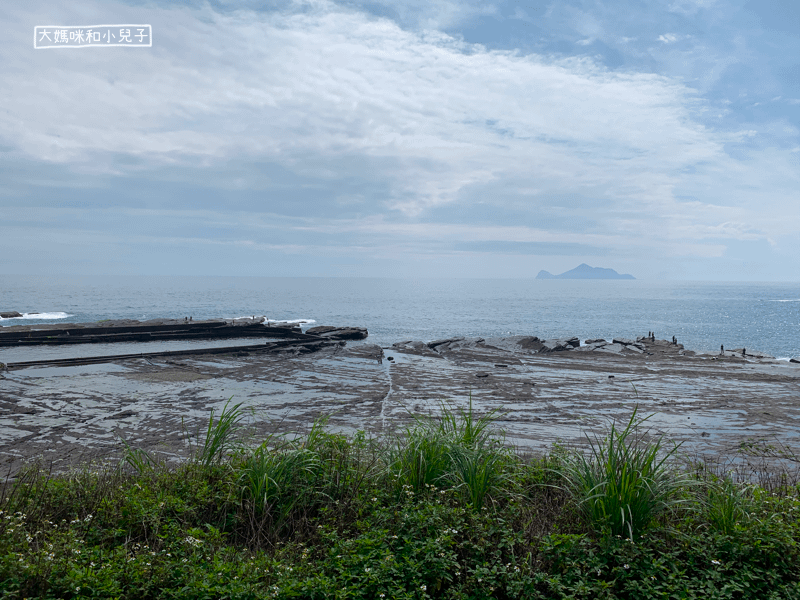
1;275;798;363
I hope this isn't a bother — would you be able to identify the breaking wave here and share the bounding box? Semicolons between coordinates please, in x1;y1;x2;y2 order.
0;311;72;321
266;318;316;325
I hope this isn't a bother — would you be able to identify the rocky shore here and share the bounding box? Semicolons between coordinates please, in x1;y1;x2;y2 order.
1;327;799;477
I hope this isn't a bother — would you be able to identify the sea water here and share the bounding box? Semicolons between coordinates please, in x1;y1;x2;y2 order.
1;275;798;363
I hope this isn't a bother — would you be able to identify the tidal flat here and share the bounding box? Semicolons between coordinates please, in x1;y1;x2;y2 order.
1;334;799;476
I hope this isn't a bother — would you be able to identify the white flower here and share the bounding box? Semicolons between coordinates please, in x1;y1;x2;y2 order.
623;564;629;569
712;559;721;565
420;584;427;591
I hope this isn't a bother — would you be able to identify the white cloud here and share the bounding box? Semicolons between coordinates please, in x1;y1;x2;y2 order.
0;1;724;213
0;0;797;278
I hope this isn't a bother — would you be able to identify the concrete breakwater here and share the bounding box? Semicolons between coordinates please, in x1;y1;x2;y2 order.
0;317;302;347
0;321;369;369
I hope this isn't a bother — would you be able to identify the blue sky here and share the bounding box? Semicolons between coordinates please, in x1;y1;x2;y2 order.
1;0;799;279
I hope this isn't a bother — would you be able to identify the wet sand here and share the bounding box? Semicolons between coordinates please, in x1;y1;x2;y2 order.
1;336;799;476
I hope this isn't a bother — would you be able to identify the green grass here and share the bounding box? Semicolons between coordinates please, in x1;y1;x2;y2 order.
389;398;514;511
2;403;800;599
703;475;755;535
554;406;694;540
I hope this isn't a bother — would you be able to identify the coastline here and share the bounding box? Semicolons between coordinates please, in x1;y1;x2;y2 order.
2;325;799;477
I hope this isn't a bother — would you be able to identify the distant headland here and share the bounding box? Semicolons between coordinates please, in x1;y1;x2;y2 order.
536;263;635;280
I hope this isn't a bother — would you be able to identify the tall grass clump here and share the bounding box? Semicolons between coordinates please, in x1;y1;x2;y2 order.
703;476;754;535
191;398;244;467
238;440;320;516
235;417;384;546
390;398;514;509
556;407;692;540
119;436;158;474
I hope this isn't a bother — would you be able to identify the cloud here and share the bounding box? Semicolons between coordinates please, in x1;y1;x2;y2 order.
0;0;797;279
1;1;724;212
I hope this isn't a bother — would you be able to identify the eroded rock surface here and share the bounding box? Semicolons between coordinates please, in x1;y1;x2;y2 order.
1;335;798;476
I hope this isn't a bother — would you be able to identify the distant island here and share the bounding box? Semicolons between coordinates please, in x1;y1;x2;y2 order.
536;263;635;280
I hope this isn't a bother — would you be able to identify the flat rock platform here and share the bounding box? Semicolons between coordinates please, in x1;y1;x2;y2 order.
1;333;799;477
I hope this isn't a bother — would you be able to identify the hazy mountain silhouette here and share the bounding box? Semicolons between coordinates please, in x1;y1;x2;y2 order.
536;263;635;280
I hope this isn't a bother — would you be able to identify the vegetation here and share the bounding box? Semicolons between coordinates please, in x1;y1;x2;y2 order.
1;402;800;599
554;407;693;540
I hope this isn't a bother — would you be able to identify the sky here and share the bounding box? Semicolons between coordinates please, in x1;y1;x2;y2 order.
1;0;799;280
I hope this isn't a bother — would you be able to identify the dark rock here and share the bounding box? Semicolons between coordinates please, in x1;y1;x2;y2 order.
790;358;800;364
540;337;580;352
515;337;544;352
595;343;625;354
427;337;465;350
0;312;22;319
475;372;489;378
585;338;606;344
305;326;368;340
495;364;508;368
391;340;442;358
429;338;484;352
613;338;636;346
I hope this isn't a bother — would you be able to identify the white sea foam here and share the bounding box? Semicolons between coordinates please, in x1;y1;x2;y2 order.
0;311;71;321
769;299;800;302
265;318;316;325
227;316;316;326
228;315;266;320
